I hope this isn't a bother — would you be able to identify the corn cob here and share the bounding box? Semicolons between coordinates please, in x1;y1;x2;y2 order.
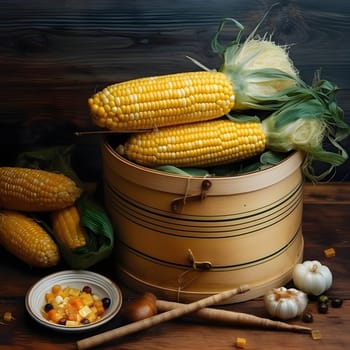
117;119;266;168
89;71;236;131
88;16;299;132
0;167;82;212
51;205;87;250
0;210;60;268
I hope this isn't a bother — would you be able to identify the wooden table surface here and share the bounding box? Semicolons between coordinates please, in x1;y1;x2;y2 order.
0;182;349;350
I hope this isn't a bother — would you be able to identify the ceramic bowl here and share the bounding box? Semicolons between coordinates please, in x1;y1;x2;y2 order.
25;270;122;332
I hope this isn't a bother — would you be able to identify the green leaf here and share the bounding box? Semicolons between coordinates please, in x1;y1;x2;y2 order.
15;145;82;187
155;165;210;177
260;151;287;165
226;114;261;123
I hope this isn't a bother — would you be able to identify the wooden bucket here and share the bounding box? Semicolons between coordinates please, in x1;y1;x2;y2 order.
102;139;304;303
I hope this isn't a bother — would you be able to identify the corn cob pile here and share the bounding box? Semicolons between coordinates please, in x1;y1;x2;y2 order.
0;167;82;268
88;15;350;181
0;166;113;269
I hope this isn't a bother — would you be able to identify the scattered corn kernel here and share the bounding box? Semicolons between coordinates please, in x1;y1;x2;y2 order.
311;329;322;340
234;337;247;349
324;247;336;258
3;312;15;323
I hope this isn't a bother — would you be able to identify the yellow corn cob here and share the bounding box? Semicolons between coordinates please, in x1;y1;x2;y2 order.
88;71;235;131
51;205;86;250
88;15;301;132
0;167;82;212
117;119;266;168
0;210;60;268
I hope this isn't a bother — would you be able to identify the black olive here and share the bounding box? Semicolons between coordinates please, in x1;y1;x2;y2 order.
81;318;90;325
82;286;92;294
318;302;328;314
302;312;313;323
58;318;67;325
102;297;111;309
44;303;54;313
331;297;343;308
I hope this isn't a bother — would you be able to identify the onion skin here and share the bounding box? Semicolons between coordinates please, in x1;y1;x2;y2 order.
122;293;158;322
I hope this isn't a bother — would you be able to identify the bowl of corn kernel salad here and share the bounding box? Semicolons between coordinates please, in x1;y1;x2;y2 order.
25;270;122;332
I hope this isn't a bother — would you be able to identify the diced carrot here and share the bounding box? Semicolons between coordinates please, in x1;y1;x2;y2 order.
52;284;62;295
70;296;84;310
46;309;63;323
64;304;78;321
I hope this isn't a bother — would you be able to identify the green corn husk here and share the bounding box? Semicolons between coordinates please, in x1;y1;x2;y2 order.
167;11;350;181
188;6;300;112
154;71;350;181
261;72;350;181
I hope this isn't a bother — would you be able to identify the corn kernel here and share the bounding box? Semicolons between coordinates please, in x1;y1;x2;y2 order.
3;312;15;323
324;247;336;258
234;337;247;348
311;329;322;340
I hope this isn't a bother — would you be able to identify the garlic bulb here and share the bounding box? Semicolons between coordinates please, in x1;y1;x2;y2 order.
293;260;333;296
264;287;308;320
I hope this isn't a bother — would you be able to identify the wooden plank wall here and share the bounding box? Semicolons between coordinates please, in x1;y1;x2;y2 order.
1;0;349;181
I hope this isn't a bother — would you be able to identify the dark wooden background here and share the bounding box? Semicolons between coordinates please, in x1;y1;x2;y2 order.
1;0;350;181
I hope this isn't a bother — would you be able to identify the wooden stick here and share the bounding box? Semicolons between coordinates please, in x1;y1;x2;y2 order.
74;129;148;136
156;299;312;334
76;285;249;350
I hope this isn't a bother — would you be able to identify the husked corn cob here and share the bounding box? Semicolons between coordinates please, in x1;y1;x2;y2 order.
88;16;300;132
0;167;82;212
117;119;266;168
89;71;235;131
0;210;60;267
51;205;87;250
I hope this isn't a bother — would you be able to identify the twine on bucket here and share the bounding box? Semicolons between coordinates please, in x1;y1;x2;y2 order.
171;177;212;213
176;249;213;302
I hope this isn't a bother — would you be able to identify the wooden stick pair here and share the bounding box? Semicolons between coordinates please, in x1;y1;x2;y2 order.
76;285;249;350
156;299;312;333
